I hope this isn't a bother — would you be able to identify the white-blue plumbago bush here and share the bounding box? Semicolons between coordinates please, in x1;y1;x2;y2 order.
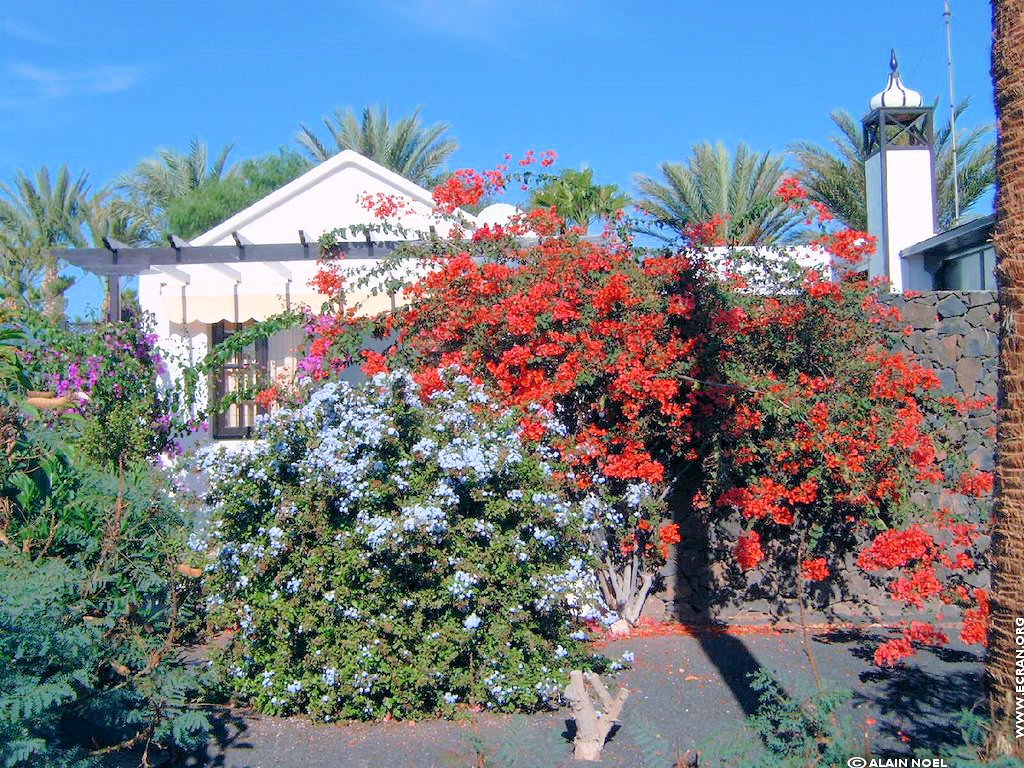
199;371;609;720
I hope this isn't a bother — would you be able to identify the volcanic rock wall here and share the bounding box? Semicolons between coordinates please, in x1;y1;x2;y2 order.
652;290;997;624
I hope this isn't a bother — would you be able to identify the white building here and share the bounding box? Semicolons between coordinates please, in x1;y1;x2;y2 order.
67;150;496;439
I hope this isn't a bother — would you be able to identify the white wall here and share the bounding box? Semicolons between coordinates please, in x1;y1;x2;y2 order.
866;149;936;292
885;151;936;292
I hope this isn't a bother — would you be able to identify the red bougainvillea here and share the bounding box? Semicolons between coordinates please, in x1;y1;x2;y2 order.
800;558;830;582
295;159;993;649
735;531;764;571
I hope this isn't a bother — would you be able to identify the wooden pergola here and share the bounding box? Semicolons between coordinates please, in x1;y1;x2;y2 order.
62;231;410;322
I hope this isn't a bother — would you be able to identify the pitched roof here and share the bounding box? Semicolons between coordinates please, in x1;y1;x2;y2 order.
191;149;476;246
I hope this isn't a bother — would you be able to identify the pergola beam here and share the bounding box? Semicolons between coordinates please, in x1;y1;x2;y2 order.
264;261;293;281
62;240;408;276
152;264;192;284
209;263;242;282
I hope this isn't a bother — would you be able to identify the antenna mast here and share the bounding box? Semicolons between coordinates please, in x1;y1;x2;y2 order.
944;0;960;223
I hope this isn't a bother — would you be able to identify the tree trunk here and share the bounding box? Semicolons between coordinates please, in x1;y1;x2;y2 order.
564;671;629;762
42;260;64;324
988;0;1024;758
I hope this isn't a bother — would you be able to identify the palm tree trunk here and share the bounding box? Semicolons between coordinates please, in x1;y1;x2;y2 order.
42;260;63;324
988;0;1024;758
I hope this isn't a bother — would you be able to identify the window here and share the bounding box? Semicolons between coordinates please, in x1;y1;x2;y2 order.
212;321;268;439
935;246;996;291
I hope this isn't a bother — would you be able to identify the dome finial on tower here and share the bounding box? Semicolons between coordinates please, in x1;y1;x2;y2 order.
870;48;923;110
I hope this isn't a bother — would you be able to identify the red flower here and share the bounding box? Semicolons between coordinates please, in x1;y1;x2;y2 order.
602;443;665;483
255;387;279;409
803;270;842;301
800;558;829;582
735;531;764;571
874;637;915;667
361;350;389;376
812;229;877;266
658;522;682;558
310;264;345;297
433;168;489;213
961;589;989;646
906;621;948;646
858;525;935;571
776;177;807;204
593;274;632;316
519;417;546;442
684;213;728;246
659;522;682;546
358;191;412;220
957;470;994;497
809;200;833;222
889;566;943;608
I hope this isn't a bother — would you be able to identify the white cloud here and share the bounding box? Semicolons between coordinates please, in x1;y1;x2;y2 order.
5;62;144;102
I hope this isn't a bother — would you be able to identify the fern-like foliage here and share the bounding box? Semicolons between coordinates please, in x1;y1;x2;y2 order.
0;341;210;768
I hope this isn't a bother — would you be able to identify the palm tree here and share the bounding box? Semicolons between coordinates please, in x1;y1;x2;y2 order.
790;100;995;232
113;139;236;240
0;166;90;321
634;142;802;246
297;105;458;185
87;189;151;247
530;167;630;233
788;111;867;232
987;0;1024;759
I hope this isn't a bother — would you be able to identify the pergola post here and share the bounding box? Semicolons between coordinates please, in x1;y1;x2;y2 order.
107;275;121;323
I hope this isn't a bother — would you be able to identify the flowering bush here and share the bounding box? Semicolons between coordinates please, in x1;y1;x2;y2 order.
199;371;607;720
22;319;184;462
296;156;712;623
385;223;713;623
699;182;991;660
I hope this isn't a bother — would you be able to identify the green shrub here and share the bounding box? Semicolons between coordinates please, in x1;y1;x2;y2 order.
199;370;607;720
0;380;209;766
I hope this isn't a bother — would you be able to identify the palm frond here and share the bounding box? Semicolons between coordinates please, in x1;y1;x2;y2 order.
294;104;459;184
635;141;799;245
114;139;237;240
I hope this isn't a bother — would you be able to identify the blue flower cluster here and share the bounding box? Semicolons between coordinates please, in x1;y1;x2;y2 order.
199;369;608;720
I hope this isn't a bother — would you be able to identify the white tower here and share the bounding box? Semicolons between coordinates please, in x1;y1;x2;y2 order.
863;50;937;292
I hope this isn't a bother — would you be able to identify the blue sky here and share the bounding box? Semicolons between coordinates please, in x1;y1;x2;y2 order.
0;1;997;317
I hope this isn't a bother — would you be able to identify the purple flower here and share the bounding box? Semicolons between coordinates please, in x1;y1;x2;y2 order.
85;356;103;388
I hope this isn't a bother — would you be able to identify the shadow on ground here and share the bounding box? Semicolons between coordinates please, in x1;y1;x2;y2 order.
855;645;986;751
672;497;790;718
177;709;253;767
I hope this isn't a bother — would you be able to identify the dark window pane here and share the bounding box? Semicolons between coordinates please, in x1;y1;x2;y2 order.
213;321;267;439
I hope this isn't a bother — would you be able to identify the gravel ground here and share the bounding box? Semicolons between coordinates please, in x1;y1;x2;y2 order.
186;627;983;768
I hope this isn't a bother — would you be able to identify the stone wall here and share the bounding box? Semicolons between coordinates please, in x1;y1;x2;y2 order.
649;290;998;625
891;290;998;473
